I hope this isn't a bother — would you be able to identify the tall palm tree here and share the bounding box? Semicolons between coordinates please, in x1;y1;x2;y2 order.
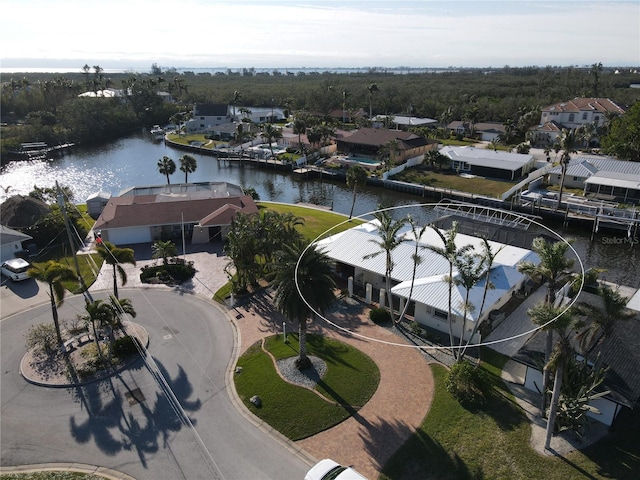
397;215;427;324
28;261;76;348
460;237;502;360
453;251;484;349
425;222;474;360
364;209;407;323
367;83;379;119
574;286;636;370
293;118;307;155
261;123;283;161
528;303;575;450
231;90;241;119
556;128;577;210
96;241;136;299
179;154;197;183
157;156;176;185
518;236;574;412
341;89;350;124
272;239;336;370
346;165;368;219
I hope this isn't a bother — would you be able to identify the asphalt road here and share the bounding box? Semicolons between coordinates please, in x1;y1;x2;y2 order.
1;288;311;480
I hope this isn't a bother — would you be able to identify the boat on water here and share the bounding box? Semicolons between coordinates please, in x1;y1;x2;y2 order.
150;125;165;140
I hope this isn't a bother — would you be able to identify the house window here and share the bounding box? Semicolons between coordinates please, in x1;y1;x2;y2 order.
434;308;448;319
594;115;600;125
568;114;575;122
200;116;205;120
582;112;588;120
573;176;579;181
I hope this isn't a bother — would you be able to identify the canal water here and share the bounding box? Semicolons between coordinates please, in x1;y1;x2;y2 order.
1;130;638;287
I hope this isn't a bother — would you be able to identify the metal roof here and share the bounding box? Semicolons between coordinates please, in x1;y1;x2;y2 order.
318;222;539;322
440;146;534;171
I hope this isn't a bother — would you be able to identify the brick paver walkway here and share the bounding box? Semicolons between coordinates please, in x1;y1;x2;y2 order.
233;291;434;480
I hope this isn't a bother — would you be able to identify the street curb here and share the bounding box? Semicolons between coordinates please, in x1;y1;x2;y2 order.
222;302;319;468
0;463;135;479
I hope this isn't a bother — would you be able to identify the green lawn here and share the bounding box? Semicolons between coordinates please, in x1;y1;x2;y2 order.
257;202;363;241
165;133;217;149
380;349;640;480
32;252;103;294
391;166;516;198
234;333;380;441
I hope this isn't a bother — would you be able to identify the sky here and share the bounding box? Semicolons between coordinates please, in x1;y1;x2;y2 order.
1;0;639;72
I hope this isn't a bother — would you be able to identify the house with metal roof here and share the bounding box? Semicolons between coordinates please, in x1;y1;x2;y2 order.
439;146;536;180
317;221;539;344
447;121;506;142
93;182;258;245
547;155;640;203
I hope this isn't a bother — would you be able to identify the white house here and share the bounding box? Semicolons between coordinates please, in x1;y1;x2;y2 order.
185;104;232;133
439;146;536;180
531;97;627;146
0;225;32;262
547;155;640;203
317;221;539;343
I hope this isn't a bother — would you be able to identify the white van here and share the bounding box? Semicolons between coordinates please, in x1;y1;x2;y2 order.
1;258;31;282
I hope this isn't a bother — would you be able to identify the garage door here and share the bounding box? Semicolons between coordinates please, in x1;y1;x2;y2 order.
106;227;152;245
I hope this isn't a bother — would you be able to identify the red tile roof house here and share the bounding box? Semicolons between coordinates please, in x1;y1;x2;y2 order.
530;97;627;147
93;182;258;245
336;127;436;163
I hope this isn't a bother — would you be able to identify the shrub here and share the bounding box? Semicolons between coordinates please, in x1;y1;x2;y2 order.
112;335;141;359
410;320;423;335
369;307;391;324
140;263;196;284
26;323;58;354
445;360;487;406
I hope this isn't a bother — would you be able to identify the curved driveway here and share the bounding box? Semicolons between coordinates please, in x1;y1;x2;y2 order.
1;289;310;480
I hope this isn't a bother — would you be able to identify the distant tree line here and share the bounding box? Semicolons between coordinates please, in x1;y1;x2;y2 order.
1;64;638;158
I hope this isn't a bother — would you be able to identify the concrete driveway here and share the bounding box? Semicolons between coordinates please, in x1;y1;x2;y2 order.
1;289;310;480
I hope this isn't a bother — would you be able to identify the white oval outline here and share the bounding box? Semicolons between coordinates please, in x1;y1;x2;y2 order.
294;201;585;351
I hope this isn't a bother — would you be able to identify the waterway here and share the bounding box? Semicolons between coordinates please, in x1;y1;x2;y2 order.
1;130;638;287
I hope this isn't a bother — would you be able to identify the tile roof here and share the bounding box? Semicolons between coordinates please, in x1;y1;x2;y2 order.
94;193;257;230
542;97;626;115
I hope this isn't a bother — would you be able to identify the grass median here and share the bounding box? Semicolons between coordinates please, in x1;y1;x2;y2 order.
234;333;380;441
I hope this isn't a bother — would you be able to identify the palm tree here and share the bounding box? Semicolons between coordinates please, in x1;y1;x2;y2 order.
261;123;283;161
293;118;307;155
272;239;336;370
341;89;350;124
574;286;636;370
364;209;407;323
157;156;176;185
460;238;502;359
425;222;474;360
346;165;368;219
528;303;575;450
518;236;574;412
179;154;197;183
379;139;401;171
453;251;484;349
396;215;427;324
367;83;379;119
556;128;577;210
96;241;136;299
231;90;241;119
84;299;114;362
152;240;177;265
107;296;137;362
28;261;76;348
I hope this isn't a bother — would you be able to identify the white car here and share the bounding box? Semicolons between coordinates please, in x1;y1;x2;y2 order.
305;459;368;480
1;258;31;282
